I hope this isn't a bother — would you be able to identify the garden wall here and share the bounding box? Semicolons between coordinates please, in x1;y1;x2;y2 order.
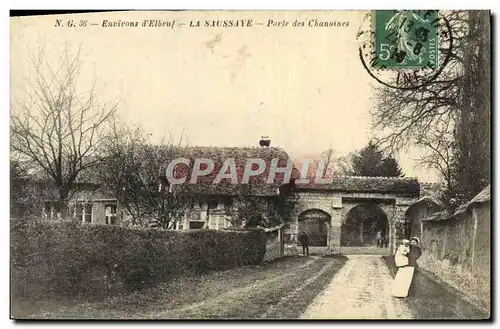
419;202;490;312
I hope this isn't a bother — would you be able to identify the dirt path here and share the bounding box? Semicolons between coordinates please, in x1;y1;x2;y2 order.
301;255;413;319
15;254;487;320
16;256;347;319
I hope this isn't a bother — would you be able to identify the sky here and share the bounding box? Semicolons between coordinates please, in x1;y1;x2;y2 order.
10;10;440;183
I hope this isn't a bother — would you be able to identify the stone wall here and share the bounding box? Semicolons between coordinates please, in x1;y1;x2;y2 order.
263;227;284;262
418;202;490;311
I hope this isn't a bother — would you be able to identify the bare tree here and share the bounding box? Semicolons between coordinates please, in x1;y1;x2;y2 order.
414;129;455;189
371;11;490;202
371;11;469;154
10;45;118;216
310;148;347;179
99;121;194;229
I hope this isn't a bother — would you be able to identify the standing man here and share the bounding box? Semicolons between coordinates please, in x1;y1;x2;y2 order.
376;230;382;248
298;231;309;256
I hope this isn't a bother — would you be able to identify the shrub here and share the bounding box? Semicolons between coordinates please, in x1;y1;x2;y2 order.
10;218;266;299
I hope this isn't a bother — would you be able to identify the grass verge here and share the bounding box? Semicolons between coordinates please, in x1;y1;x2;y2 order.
14;255;347;319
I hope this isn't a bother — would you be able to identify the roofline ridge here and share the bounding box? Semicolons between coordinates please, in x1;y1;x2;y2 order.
334;175;419;180
186;145;285;150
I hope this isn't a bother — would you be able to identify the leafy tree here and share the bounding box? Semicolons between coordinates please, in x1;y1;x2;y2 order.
347;141;405;177
449;11;491;203
378;157;404;178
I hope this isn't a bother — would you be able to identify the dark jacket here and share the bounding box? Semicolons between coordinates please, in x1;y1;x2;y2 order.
408;246;422;267
298;232;309;245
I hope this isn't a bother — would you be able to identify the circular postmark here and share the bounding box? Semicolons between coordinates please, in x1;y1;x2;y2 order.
356;10;454;90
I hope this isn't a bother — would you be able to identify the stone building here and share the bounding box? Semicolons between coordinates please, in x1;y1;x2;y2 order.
404;196;443;241
286;176;420;254
164;146;294;230
37;144;422;256
41;145;294;230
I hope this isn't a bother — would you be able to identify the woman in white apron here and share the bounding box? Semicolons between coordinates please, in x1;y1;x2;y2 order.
391;239;412;298
391;237;422;298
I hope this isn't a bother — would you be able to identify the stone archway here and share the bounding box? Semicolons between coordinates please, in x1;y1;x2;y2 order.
298;209;331;246
340;202;392;248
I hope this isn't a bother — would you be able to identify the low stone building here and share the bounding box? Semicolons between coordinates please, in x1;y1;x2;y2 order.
41;183;118;225
164;146;294;230
404;196;443;240
41;145;294;230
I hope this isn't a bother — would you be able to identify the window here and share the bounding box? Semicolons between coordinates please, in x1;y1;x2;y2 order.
207;199;218;217
189;221;205;229
84;204;92;223
105;205;117;225
44;202;52;219
73;203;92;223
44;201;63;219
224;197;233;207
208;199;218;210
224;197;233;215
75;204;83;220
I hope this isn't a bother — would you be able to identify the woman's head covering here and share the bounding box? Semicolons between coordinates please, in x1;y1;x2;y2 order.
410;237;420;245
402;239;410;245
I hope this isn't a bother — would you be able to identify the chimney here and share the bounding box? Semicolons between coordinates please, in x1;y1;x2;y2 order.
259;136;271;147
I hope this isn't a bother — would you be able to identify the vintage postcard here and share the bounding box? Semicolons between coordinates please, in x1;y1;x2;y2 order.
10;10;491;320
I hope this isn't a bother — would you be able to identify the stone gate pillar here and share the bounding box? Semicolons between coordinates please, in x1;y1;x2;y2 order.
383;201;409;255
328;197;342;254
378;204;395;254
394;204;410;242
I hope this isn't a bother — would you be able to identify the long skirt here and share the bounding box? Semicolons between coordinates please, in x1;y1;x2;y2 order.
391;266;415;298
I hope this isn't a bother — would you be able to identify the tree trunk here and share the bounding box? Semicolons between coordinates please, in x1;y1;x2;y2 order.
58;187;70;219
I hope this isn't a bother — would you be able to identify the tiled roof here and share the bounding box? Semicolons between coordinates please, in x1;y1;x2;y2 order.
419;182;445;198
48;146;426;198
469;185;491;204
167;147;420;196
412;196;443;207
421;210;449;222
422;184;490;222
448;184;491;218
169;146;292;196
294;176;420;196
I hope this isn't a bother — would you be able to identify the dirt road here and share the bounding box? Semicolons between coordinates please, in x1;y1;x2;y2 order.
301;255;413;319
14;254;489;320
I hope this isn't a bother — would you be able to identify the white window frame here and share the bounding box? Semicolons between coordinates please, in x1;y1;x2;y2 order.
74;202;93;223
105;204;117;225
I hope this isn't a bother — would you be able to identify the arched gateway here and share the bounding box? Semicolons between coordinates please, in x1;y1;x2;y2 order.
289;176;419;255
298;209;331;246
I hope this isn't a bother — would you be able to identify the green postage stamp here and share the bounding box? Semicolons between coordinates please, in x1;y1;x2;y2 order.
372;10;439;69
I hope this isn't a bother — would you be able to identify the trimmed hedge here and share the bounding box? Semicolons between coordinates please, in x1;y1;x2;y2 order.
11;218;266;299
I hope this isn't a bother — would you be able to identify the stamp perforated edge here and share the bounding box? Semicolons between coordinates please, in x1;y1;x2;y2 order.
368;10;442;72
